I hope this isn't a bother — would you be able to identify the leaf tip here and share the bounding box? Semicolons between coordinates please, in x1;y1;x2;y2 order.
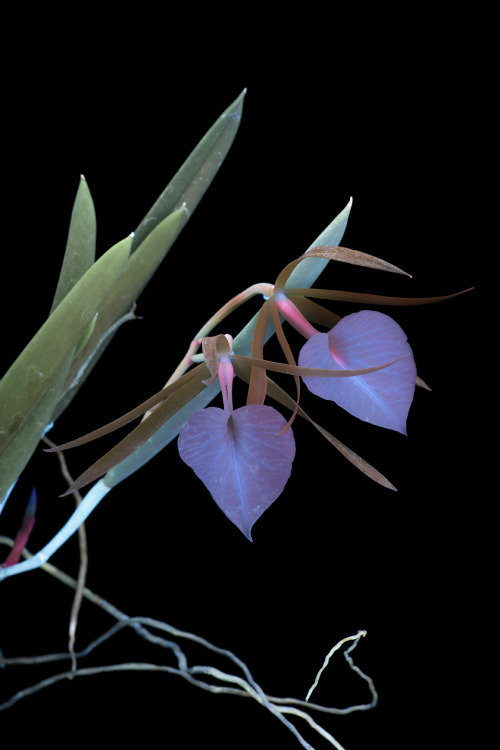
0;488;37;568
59;485;76;498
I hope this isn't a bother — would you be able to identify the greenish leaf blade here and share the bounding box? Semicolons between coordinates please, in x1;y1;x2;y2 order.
232;199;354;357
285;198;353;290
131;89;246;252
0;359;72;502
50;175;97;313
0;236;131;455
51;91;246;429
52;206;186;420
89;206;187;332
74;313;99;356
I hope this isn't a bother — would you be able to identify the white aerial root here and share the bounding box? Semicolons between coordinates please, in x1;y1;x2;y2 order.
0;536;377;749
306;631;369;703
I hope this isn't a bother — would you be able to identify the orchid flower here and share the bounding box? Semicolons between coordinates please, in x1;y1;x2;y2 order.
296;310;415;434
273;297;416;434
177;335;296;540
40;242;468;541
45;327;397;538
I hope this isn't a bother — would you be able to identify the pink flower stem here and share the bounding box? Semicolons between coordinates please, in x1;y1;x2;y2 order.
218;357;234;413
165;283;275;388
1;488;36;568
143;285;273;421
275;291;319;340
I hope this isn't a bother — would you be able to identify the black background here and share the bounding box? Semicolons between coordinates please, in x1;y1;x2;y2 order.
1;17;489;750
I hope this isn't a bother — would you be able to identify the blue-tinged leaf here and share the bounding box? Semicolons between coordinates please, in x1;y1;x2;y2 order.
0;236;130;457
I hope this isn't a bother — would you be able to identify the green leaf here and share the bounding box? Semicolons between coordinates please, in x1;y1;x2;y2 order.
74;312;99;356
91;206;187;331
131;89;246;252
50;175;97;313
285;198;353;290
52;89;246;419
0;236;131;457
51;206;186;419
0;359;72;502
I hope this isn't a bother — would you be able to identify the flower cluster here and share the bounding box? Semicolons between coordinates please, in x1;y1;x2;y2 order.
178;293;416;539
47;244;462;541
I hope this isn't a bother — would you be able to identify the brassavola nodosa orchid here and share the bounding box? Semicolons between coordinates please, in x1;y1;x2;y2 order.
41;244;467;541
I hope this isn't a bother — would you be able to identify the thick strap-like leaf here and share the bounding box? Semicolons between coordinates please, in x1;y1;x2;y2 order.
52;207;186;419
0;236;130;458
132;90;246;251
285;199;353;290
50;175;96;313
52;91;246;420
0;359;71;502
